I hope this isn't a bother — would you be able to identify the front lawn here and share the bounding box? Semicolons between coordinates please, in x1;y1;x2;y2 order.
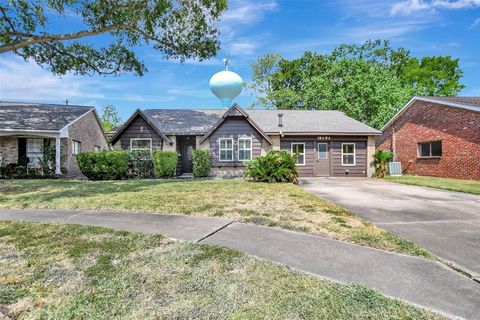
0;179;432;258
385;175;480;195
0;222;444;319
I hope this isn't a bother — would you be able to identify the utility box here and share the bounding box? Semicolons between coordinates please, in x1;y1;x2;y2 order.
388;162;402;176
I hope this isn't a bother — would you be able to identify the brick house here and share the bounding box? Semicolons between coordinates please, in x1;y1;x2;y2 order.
0;102;108;176
377;96;480;180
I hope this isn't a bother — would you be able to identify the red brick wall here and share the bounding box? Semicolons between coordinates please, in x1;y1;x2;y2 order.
376;100;480;180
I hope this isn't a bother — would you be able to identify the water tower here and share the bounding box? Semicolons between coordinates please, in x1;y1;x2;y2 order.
209;59;243;108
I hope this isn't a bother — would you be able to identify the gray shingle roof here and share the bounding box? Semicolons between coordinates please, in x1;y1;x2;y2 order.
143;109;224;135
143;108;380;135
246;109;380;134
0;101;94;131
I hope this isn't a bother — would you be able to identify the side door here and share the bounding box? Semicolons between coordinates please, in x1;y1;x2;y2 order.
315;142;330;176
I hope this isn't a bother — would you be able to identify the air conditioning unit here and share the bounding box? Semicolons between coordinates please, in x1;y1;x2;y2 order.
388;162;402;176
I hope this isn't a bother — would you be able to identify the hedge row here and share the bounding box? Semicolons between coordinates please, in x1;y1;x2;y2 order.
77;150;178;180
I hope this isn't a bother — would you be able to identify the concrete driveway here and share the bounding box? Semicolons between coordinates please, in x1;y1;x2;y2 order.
299;177;480;278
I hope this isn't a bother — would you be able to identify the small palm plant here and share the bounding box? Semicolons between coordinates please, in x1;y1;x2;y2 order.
373;150;393;178
244;150;299;184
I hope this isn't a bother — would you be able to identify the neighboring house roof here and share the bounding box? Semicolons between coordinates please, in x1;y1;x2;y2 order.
381;96;480;131
0;101;95;132
200;104;273;144
141;107;380;136
109;109;173;145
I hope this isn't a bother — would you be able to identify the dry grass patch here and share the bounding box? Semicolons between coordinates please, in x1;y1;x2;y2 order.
0;222;445;320
0;179;432;258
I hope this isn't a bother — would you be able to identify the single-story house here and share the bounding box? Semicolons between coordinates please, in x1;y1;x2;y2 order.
0;101;108;176
110;104;381;177
377;96;480;180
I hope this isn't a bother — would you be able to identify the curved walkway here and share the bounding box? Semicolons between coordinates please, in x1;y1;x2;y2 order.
1;208;479;319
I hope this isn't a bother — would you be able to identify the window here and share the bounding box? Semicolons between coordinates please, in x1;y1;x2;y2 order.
341;143;355;166
291;143;305;166
94;146;101;152
238;138;252;161
418;141;442;157
219;138;233;161
130;138;152;159
318;143;328;160
72;140;81;155
26;139;43;163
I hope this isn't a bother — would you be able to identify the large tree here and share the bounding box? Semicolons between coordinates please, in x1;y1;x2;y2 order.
100;105;122;132
249;40;464;128
0;0;227;76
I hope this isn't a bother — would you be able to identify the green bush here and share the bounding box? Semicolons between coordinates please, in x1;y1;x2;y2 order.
128;151;154;179
77;150;129;180
152;151;177;178
373;150;393;178
244;150;298;184
193;150;211;178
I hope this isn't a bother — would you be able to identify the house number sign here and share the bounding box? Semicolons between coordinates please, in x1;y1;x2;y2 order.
317;136;330;140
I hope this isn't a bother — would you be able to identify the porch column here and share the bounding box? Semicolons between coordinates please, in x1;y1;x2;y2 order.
55;137;61;175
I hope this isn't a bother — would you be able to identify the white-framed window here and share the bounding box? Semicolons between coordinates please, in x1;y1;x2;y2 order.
130;138;152;151
26;138;43;163
72;140;82;155
130;138;152;158
318;143;328;160
341;143;355;166
418;141;442;158
238;137;252;161
219;138;233;161
94;146;101;152
291;143;305;166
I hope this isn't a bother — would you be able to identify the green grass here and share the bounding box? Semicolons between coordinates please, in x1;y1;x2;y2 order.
0;179;433;259
0;221;445;320
385;175;480;195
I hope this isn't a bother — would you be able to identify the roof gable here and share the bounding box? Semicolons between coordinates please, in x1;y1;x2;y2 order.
110;109;173;145
200;104;272;144
381;96;480;132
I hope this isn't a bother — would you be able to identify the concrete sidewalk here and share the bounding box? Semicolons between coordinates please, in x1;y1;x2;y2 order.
1;208;479;319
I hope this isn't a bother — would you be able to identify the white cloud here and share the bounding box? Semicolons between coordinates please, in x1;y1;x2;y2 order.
470;17;480;28
0;56;106;103
220;0;277;25
391;0;480;15
0;56;178;105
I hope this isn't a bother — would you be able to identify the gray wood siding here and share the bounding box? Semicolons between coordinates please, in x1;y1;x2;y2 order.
117;115;163;150
280;136;368;177
331;139;367;177
209;117;262;166
280;139;315;176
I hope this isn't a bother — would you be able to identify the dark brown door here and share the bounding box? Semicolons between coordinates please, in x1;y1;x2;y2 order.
315;142;330;176
181;137;196;173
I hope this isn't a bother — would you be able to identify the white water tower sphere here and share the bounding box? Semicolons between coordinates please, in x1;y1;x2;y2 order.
209;59;243;108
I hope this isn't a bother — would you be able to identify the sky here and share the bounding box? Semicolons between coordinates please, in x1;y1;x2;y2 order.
0;0;479;120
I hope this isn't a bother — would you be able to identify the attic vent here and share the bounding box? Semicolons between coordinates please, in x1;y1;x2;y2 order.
278;113;283;127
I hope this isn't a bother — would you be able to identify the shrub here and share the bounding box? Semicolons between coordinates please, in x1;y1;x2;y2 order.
152;151;177;178
77;150;129;180
373;150;393;178
193;150;211;177
244;150;298;184
128;151;154;179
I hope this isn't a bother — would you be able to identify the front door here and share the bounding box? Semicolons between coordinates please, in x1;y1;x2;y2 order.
315;142;330;176
181;136;196;173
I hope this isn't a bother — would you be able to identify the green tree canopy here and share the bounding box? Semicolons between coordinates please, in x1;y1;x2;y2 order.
249;40;464;128
101;105;122;132
0;0;227;76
